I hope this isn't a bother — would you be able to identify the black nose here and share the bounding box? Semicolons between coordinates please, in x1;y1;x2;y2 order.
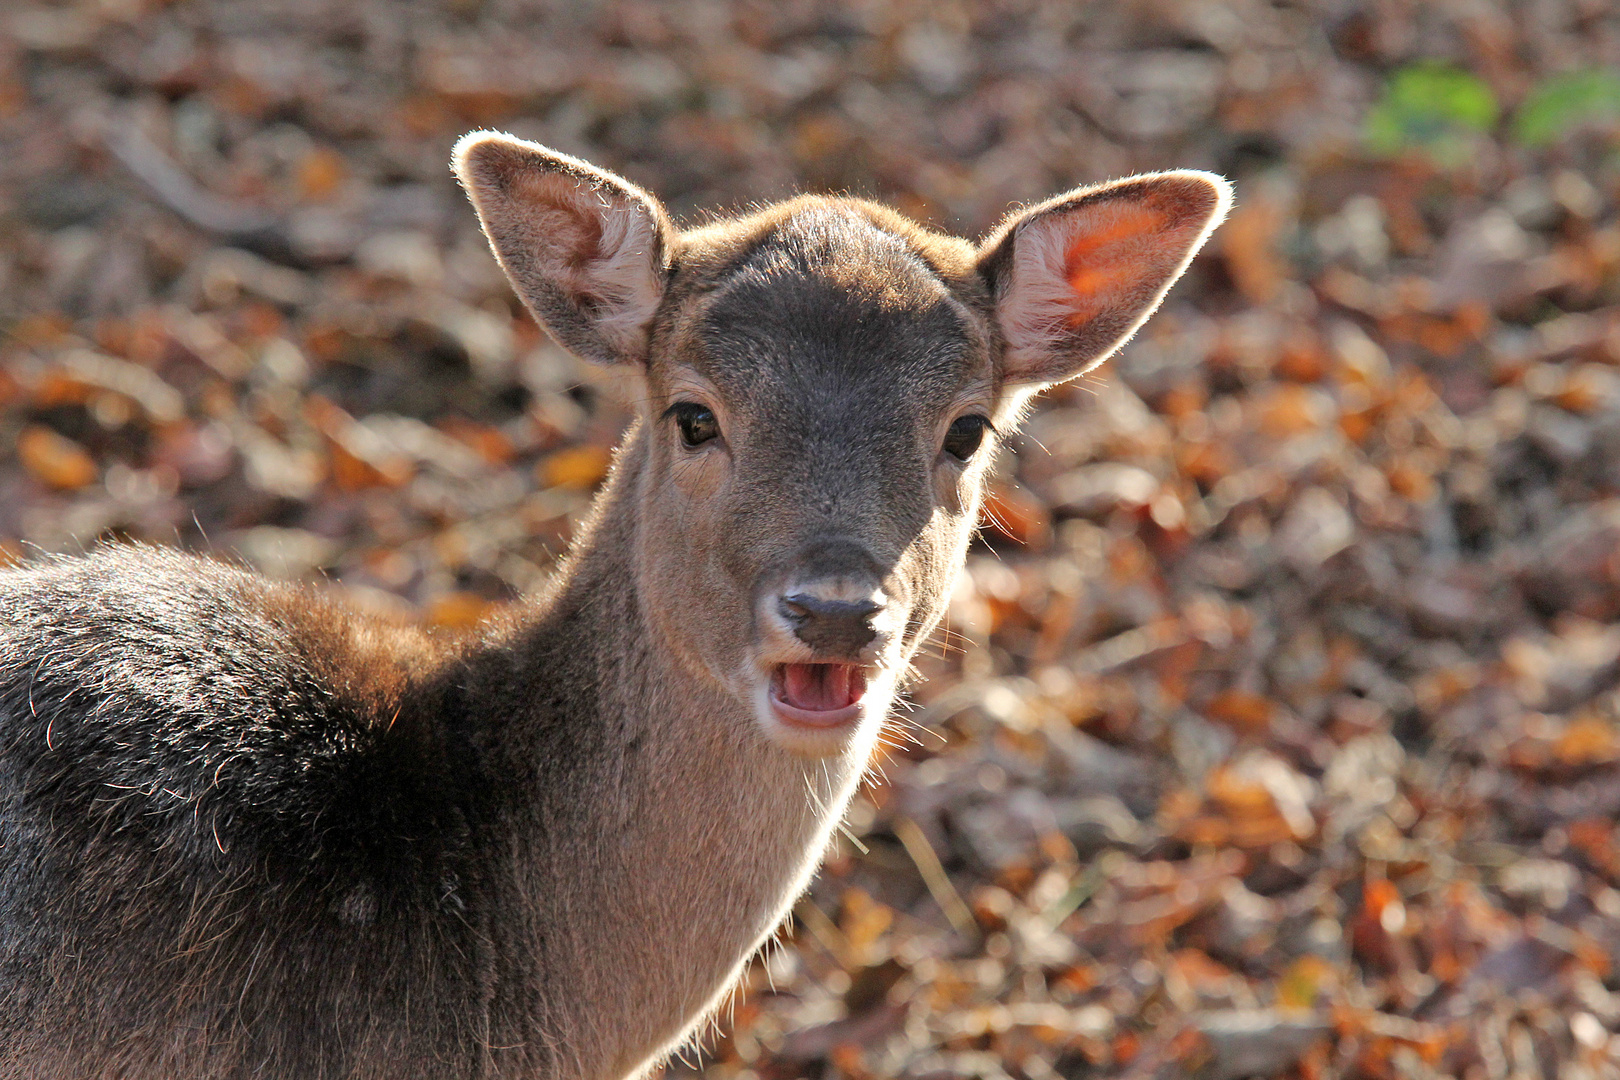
778;593;881;658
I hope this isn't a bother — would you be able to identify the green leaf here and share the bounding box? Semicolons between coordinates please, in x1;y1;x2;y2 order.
1365;62;1499;164
1514;68;1620;146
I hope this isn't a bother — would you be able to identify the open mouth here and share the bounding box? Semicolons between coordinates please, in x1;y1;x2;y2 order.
768;663;868;729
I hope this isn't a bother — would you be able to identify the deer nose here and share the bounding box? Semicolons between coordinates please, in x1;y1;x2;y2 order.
777;593;883;658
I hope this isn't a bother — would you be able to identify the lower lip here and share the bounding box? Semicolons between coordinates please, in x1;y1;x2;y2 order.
768;664;867;730
769;695;862;730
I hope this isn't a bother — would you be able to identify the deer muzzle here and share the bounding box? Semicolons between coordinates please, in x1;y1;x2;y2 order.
754;542;901;741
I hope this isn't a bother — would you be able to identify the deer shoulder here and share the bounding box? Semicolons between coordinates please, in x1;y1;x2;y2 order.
0;542;476;862
0;545;492;1075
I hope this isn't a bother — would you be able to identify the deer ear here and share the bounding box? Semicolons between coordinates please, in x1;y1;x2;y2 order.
978;171;1231;387
454;131;674;367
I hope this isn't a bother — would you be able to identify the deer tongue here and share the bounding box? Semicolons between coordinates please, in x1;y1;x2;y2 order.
779;663;865;712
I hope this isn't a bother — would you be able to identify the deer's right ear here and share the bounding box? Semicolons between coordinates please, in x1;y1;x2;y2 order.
454;132;674;367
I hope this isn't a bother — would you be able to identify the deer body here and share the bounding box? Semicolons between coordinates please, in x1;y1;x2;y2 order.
0;446;861;1080
0;134;1228;1079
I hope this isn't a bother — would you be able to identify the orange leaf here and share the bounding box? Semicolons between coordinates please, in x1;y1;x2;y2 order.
327;440;389;491
1555;716;1620;766
1275;337;1329;383
296;146;348;202
17;425;97;490
33;372;92;409
1569;819;1620;876
1254;383;1329;438
1386;456;1436;502
829;1044;869;1079
1339;406;1376;443
539;445;612;490
1205;689;1275;734
1205;766;1276;815
1363;878;1402;920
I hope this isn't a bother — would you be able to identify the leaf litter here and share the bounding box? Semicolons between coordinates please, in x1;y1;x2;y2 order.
3;1;1620;1077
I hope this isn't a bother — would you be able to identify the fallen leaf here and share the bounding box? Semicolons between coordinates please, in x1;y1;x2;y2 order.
17;425;97;490
539;445;612;490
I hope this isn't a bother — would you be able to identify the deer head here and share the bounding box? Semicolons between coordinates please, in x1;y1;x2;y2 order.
454;133;1229;761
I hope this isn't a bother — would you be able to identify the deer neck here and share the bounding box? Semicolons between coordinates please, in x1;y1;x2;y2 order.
476;421;869;1078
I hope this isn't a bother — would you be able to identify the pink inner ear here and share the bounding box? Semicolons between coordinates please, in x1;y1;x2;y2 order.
511;172;607;275
1060;202;1170;328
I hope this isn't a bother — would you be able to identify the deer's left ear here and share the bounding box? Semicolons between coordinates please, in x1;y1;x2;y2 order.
977;171;1231;387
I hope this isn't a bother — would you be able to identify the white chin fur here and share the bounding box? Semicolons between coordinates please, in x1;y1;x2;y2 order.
751;668;895;759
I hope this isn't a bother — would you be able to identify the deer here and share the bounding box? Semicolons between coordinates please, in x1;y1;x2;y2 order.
0;131;1229;1079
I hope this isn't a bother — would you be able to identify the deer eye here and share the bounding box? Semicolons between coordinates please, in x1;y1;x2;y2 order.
669;402;721;448
942;414;990;461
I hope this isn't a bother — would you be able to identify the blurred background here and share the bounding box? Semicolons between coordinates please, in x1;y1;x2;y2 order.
4;1;1620;1077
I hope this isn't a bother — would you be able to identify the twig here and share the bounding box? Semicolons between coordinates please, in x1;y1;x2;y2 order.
895;816;978;942
105;124;298;264
792;896;857;970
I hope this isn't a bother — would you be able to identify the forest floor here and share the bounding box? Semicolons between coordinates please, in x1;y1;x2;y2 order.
4;2;1620;1077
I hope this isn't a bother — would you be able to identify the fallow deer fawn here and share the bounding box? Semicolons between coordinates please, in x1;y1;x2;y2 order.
0;132;1228;1079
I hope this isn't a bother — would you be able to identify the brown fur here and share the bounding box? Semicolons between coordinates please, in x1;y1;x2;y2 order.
0;133;1229;1079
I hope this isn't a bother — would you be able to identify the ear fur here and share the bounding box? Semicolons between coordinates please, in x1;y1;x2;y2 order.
453;131;675;367
978;171;1231;387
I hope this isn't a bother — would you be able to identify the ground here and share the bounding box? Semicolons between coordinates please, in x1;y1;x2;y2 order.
3;2;1620;1077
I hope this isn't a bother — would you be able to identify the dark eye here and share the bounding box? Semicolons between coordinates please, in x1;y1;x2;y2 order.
669;401;721;448
942;414;990;461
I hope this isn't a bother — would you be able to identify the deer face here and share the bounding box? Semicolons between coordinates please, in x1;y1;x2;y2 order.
635;205;999;756
454;133;1229;758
